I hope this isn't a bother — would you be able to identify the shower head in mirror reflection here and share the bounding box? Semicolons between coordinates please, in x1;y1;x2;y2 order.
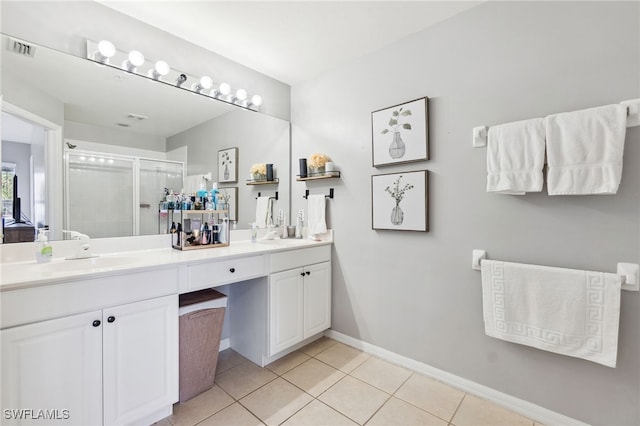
86;39;263;112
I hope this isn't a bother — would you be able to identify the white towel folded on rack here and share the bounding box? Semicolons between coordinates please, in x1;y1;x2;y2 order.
255;197;272;228
307;195;327;235
481;260;622;367
486;118;545;195
545;104;627;195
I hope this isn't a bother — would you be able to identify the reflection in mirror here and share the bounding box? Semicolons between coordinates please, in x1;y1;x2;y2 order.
1;34;290;242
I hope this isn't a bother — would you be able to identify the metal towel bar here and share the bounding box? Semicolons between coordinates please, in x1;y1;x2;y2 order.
471;249;639;292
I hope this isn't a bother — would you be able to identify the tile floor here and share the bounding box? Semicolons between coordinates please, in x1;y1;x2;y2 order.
157;337;542;426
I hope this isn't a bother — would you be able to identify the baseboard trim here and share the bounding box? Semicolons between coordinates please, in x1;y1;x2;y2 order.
219;337;230;352
324;330;588;426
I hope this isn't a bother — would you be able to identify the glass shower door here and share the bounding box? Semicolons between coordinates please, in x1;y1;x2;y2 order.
66;152;135;238
139;159;183;235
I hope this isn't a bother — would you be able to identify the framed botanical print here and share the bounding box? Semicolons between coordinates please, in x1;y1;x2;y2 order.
372;170;428;232
218;147;238;183
371;97;429;167
218;187;238;222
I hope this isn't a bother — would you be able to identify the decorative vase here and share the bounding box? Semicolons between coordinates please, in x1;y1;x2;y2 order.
224;164;229;180
310;166;325;176
391;203;404;225
389;131;406;159
252;173;266;181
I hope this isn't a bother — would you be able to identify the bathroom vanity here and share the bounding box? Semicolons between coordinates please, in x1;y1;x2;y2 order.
0;235;332;426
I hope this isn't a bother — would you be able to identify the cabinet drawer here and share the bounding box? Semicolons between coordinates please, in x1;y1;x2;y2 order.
186;255;266;292
270;245;331;273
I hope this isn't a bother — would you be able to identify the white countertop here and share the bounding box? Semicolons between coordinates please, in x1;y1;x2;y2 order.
0;234;332;291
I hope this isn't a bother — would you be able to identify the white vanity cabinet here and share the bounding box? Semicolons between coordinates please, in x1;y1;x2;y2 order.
268;246;331;356
0;268;179;426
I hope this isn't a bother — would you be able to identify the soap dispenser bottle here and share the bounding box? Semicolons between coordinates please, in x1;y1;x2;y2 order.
295;210;304;239
35;228;53;263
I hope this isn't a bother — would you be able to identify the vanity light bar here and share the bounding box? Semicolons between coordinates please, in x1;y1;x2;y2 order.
85;39;263;111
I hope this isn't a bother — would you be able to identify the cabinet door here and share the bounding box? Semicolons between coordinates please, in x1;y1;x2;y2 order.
269;268;304;356
103;294;178;426
1;311;103;426
303;262;332;338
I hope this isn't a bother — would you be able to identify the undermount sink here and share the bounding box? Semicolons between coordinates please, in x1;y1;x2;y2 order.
257;238;315;246
38;256;136;272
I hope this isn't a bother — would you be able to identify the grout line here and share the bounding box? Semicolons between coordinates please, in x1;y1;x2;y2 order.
450;392;467;424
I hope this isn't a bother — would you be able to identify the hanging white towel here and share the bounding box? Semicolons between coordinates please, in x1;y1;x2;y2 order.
255;197;272;228
481;260;622;367
486;118;545;195
307;195;327;235
545;104;627;195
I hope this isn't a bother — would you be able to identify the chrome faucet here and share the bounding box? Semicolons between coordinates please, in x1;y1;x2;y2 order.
62;230;94;259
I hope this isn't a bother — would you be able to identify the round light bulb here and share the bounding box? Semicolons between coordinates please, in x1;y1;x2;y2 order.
154;60;170;76
236;89;248;101
97;40;116;58
219;82;231;96
251;95;263;106
199;76;213;90
128;50;145;67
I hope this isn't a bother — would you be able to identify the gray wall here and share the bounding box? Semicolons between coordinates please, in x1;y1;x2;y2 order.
167;109;290;229
0;1;291;121
291;2;639;425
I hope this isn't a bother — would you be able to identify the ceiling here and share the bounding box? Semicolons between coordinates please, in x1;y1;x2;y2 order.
98;1;482;85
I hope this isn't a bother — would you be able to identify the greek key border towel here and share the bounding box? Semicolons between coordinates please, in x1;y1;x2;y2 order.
481;260;622;367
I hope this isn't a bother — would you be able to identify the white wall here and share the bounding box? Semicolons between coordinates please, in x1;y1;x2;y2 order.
291;2;639;425
64;121;167;154
0;1;290;121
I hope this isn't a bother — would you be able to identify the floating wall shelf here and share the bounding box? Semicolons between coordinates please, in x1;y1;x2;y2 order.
246;178;279;186
296;171;341;182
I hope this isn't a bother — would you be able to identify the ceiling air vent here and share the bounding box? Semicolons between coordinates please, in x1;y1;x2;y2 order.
8;37;36;58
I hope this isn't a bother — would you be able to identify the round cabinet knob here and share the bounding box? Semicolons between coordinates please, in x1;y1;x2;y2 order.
306;271;311;275
229;268;236;273
300;272;306;277
107;316;116;323
92;320;101;327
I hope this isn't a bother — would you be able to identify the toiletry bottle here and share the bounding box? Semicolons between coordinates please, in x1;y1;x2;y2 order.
295;210;304;239
251;223;258;243
35;228;53;263
210;183;219;210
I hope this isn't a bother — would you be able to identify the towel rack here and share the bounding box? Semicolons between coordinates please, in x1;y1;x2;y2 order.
303;188;334;199
471;249;639;292
472;98;640;148
256;191;278;201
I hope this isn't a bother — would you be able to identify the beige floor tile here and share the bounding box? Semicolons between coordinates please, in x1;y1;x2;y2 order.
215;361;277;400
314;342;370;373
151;419;172;426
197;402;264;426
240;378;313;426
216;349;249;375
282;358;346;397
451;394;533;426
318;376;389;425
299;337;339;357
169;385;234;426
367;397;448;426
266;351;311;376
394;374;464;422
350;357;412;394
281;400;358;426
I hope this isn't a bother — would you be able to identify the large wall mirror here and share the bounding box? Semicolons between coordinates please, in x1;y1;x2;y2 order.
1;34;290;242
